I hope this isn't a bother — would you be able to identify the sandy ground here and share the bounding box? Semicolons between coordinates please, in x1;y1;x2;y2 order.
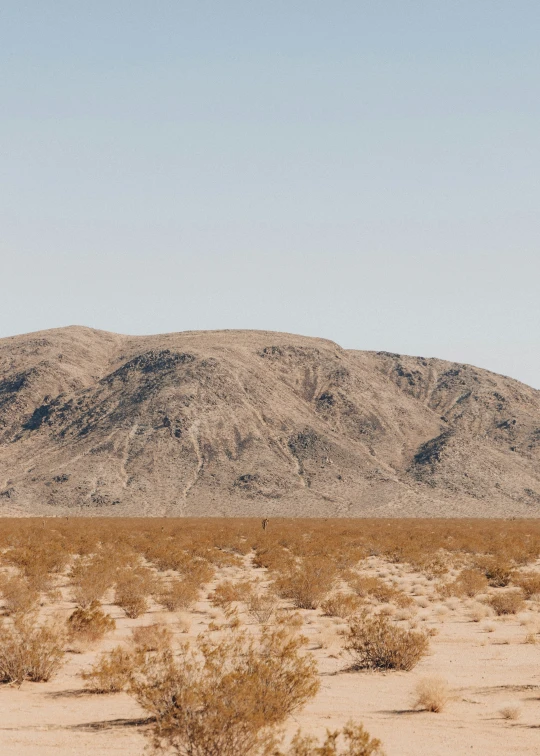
2;557;540;755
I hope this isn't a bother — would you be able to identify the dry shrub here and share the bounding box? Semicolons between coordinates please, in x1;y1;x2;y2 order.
159;578;200;612
115;567;155;618
246;591;278;624
441;569;488;598
477;556;514;587
274;557;337;610
0;617;65;684
346;614;429;671
488;589;525;616
277;722;385;756
67;601;115;644
499;704;521;720
413;676;451;712
70;553;118;607
81;646;134;693
132;623;173;652
209;579;254;611
346;575;412;608
0;575;40;616
513;571;540;599
130;626;320;756
321;592;364;619
467;603;494;622
275;610;304;630
4;534;69;591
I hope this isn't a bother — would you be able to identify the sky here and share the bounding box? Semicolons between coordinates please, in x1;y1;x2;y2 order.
1;2;539;386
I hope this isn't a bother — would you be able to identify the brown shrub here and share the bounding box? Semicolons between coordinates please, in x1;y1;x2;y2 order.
159;578;200;611
441;569;488;598
246;591;278;624
321;592;364;619
488;589;525;616
477;556;514;587
277;722;385;755
347;575;412;608
273;557;337;610
209;579;254;611
413;676;451;712
346;614;429;671
0;575;40;616
69;553;118;607
67;601;115;644
81;646;134;693
132;623;172;653
129;625;320;756
0;617;65;684
512;571;540;599
115;567;155;618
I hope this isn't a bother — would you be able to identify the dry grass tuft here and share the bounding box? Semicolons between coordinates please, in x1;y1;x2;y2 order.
499;704;521;720
413;676;451;712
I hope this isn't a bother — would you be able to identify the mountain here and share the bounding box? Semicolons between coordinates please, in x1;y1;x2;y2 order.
1;326;539;517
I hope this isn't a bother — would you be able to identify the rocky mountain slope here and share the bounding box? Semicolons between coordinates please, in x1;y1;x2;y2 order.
1;326;539;517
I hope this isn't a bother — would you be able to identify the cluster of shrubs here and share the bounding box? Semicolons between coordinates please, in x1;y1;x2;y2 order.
3;516;540;753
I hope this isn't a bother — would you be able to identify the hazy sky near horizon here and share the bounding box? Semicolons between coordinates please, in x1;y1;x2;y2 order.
1;3;540;386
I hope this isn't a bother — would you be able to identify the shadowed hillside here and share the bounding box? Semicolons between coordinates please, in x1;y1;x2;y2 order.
1;326;539;517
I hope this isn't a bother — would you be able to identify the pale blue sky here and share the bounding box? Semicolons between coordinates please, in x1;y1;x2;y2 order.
1;2;539;386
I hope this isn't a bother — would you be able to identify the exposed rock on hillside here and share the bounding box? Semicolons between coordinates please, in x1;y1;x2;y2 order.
1;326;539;517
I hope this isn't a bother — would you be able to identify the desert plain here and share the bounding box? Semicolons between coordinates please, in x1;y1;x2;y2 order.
1;518;540;755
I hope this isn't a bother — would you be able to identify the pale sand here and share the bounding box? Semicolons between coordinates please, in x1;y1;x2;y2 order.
2;558;540;755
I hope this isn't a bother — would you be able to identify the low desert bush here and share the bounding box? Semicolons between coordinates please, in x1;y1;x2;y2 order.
487;589;525;616
276;722;385;756
413;676;451;712
0;575;40;616
467;603;494;623
512;571;540;599
115;567;155;618
67;601;115;644
129;625;320;756
321;593;364;619
209;579;254;611
81;646;134;693
70;554;118;607
132;623;173;652
0;617;65;684
499;704;521;720
440;569;488;598
246;591;278;624
159;577;200;611
346;575;413;608
346;614;429;671
273;557;337;610
477;557;514;587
